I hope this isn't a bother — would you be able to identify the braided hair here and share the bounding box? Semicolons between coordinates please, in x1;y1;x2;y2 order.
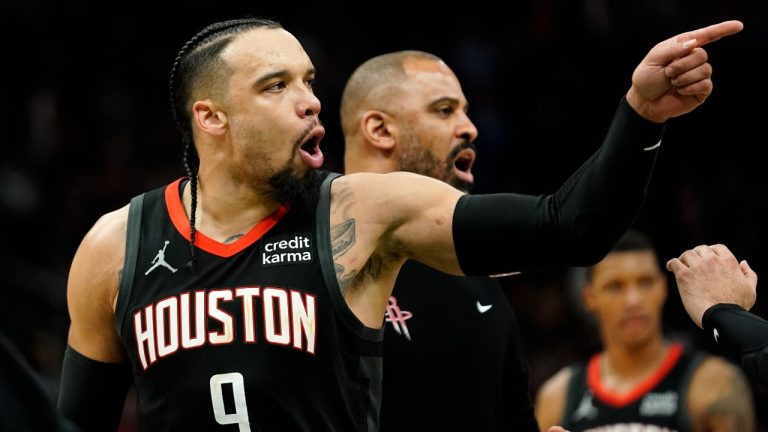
168;18;282;272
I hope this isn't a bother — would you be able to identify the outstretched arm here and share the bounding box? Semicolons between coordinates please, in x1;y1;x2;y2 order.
330;22;745;325
452;20;744;276
667;244;768;387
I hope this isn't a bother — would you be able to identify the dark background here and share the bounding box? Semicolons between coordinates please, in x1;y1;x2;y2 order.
2;0;767;429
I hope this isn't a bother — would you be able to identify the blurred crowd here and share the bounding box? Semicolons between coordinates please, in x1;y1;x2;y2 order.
2;0;767;430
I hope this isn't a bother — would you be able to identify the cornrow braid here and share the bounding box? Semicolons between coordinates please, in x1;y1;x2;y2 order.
182;141;199;272
168;17;282;272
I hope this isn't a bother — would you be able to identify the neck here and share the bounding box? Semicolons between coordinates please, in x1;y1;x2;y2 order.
344;158;398;175
603;336;668;380
343;141;398;175
183;171;282;243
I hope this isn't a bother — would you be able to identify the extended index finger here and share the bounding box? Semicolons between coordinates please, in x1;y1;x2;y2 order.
651;20;744;64
681;20;744;48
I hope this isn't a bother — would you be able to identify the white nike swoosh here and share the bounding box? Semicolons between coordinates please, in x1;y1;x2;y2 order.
714;328;720;344
476;301;492;313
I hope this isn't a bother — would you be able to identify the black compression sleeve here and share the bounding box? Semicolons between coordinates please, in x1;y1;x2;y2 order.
702;304;768;386
58;345;132;432
453;96;664;276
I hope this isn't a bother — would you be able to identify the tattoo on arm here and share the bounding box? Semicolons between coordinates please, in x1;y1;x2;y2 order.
223;234;244;244
331;219;355;258
335;262;358;294
329;186;386;293
331;219;357;294
333;181;354;218
706;366;755;431
333;252;384;296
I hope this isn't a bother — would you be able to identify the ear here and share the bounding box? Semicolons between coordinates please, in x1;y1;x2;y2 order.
192;100;228;137
360;110;396;150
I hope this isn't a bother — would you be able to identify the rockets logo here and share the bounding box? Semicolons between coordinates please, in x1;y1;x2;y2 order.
384;296;413;341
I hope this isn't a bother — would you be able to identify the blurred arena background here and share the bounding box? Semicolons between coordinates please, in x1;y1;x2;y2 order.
2;0;767;430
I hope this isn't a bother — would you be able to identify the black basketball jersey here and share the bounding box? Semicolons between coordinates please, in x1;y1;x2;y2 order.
114;172;384;432
561;343;704;432
380;262;537;432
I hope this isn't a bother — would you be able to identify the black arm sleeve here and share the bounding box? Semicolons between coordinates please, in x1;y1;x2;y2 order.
57;345;132;432
453;96;664;275
702;304;768;387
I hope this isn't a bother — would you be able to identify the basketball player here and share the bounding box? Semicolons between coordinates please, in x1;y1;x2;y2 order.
57;16;743;431
536;230;755;431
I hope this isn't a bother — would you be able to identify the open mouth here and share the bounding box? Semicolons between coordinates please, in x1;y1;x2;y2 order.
298;125;325;169
451;147;476;184
300;132;321;154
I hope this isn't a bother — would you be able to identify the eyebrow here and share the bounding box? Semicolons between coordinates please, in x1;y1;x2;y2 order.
253;67;317;88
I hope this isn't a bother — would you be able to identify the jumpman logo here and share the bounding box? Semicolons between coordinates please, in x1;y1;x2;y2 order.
384;296;413;341
145;240;178;275
572;393;598;422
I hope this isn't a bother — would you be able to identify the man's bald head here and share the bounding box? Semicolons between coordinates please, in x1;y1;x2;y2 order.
340;50;443;138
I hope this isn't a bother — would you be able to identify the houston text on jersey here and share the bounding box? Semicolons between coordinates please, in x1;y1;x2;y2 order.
132;286;317;370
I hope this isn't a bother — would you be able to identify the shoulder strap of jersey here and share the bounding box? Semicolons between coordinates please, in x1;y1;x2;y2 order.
561;362;588;427
315;172;384;342
676;349;706;432
114;193;145;335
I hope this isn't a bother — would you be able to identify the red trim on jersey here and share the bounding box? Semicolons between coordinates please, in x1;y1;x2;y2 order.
587;342;683;407
165;178;289;257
